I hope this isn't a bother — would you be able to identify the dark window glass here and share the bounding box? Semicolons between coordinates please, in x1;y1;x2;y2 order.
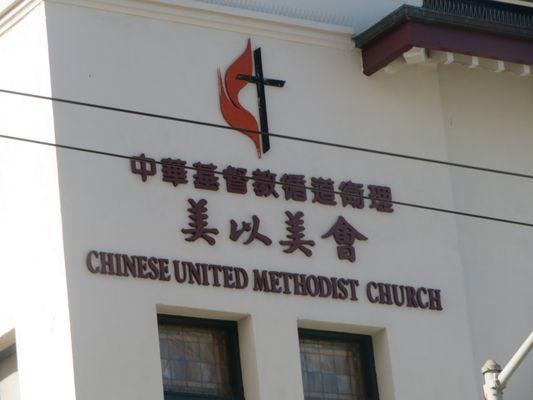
299;329;379;400
158;315;244;400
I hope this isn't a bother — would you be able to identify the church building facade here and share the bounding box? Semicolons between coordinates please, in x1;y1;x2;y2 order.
0;0;532;399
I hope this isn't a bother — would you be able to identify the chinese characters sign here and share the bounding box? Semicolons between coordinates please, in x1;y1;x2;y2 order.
83;155;445;313
129;154;394;263
130;154;394;212
179;198;367;262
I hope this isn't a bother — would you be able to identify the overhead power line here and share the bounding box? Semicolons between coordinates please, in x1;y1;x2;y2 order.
0;88;532;180
1;133;532;228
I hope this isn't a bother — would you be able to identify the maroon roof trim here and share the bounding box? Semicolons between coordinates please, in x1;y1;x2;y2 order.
359;20;533;76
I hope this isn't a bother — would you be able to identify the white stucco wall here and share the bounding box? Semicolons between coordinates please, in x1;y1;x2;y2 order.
437;64;533;400
0;0;532;400
0;4;77;400
45;1;475;400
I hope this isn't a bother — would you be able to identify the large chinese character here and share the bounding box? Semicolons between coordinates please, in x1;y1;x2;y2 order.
252;169;279;198
193;162;220;191
339;181;365;209
279;211;315;257
368;185;394;213
311;178;337;206
322;216;367;262
223;166;248;195
181;199;219;245
130;153;157;182
161;158;188;187
230;215;272;246
280;174;307;202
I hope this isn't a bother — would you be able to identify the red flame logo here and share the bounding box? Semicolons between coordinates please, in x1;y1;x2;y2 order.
218;39;262;158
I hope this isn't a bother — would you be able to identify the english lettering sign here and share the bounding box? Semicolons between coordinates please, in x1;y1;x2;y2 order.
86;251;443;311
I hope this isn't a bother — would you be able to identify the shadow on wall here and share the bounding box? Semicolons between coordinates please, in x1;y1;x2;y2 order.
0;336;20;400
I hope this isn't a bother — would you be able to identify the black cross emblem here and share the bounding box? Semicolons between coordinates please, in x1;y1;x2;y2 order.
237;48;285;154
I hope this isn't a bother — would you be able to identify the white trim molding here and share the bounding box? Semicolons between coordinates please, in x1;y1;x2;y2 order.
193;0;354;27
0;0;355;49
0;0;42;36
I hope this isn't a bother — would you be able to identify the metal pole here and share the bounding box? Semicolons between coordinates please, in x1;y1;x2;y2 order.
481;331;533;399
482;360;502;400
498;331;533;389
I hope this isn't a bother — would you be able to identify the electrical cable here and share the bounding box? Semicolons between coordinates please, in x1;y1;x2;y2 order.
1;132;532;228
1;88;533;180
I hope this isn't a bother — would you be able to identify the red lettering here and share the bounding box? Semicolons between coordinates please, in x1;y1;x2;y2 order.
114;254;126;276
392;284;405;306
337;279;349;300
99;252;114;275
173;261;186;283
305;275;319;297
223;266;235;288
292;274;307;296
347;279;359;301
123;254;137;278
196;263;209;286
378;283;393;305
280;272;292;294
235;267;249;289
253;270;270;292
86;251;100;273
318;276;332;298
136;256;148;279
158;259;171;281
148;257;159;280
405;286;419;308
428;289;443;311
269;271;282;293
208;264;223;287
366;282;379;303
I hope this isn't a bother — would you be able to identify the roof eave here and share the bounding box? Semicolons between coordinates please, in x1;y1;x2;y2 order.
353;4;533;76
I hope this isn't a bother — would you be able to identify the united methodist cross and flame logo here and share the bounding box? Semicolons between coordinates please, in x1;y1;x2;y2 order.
218;39;285;158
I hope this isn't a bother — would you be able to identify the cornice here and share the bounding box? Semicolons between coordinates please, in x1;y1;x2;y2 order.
354;4;533;50
0;0;42;36
193;0;354;27
39;0;354;49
